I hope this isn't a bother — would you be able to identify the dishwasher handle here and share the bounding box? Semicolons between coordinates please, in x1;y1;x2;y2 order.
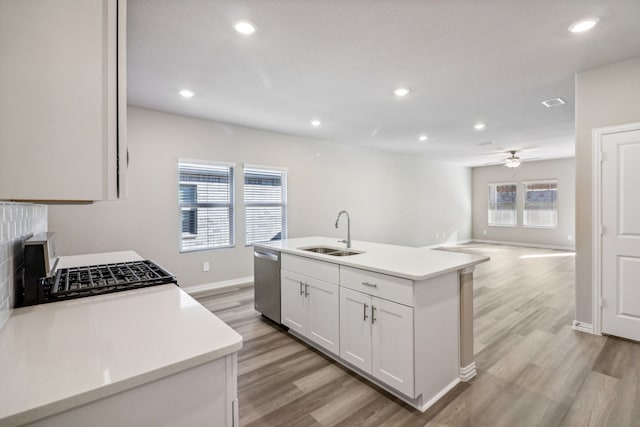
254;251;279;262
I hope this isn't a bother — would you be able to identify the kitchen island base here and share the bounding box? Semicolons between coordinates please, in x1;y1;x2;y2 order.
256;236;489;413
284;263;461;413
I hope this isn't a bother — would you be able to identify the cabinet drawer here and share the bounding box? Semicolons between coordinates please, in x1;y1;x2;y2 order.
282;254;339;284
340;266;413;307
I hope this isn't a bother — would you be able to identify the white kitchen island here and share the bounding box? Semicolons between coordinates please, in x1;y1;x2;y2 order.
255;237;489;412
0;252;242;427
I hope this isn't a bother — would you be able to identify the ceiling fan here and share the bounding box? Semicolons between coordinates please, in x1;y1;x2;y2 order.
504;151;521;168
483;148;540;168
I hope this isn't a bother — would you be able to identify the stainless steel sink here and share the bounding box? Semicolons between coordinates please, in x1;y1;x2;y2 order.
299;246;364;257
301;246;339;254
327;250;362;256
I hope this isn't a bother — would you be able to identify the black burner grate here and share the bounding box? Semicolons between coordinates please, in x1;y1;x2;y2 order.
45;260;176;301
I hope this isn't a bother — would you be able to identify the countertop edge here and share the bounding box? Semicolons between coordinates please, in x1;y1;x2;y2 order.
255;240;490;280
3;338;243;426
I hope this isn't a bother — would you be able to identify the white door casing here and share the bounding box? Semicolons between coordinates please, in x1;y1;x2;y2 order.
594;123;640;340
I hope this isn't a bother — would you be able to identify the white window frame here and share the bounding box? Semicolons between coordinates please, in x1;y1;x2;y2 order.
522;179;558;229
243;164;288;246
178;159;236;253
488;182;518;227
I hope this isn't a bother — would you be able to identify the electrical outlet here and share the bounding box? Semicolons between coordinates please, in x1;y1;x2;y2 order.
435;233;439;239
483;229;487;235
203;261;210;272
568;235;573;241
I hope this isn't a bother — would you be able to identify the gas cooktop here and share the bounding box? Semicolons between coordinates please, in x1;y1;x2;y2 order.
42;260;177;302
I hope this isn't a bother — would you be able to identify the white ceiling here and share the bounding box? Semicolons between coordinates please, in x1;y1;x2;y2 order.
127;0;640;166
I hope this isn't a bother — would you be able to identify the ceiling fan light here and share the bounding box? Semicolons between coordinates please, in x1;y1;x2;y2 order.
504;158;521;168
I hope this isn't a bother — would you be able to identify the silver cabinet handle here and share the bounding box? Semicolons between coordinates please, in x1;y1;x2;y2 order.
363;303;369;321
299;281;304;295
305;283;309;297
371;306;377;324
362;281;377;288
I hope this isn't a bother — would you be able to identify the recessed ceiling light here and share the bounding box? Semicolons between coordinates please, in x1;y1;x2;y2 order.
474;123;486;130
233;20;256;35
179;89;194;98
310;120;322;127
393;87;410;97
419;135;428;142
568;18;598;33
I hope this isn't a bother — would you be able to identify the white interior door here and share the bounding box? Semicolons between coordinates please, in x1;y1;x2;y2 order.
601;126;640;341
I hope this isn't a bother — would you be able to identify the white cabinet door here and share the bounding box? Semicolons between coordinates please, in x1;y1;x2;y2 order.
0;0;126;201
339;287;372;372
280;270;306;335
306;277;340;356
372;297;414;397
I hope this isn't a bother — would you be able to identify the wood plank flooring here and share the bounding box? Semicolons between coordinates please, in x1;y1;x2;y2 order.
195;243;640;426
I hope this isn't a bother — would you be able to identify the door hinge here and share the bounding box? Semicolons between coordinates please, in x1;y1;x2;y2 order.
599;151;605;163
600;298;605;309
600;225;605;236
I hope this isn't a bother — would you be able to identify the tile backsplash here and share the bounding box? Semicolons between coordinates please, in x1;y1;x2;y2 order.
0;203;48;330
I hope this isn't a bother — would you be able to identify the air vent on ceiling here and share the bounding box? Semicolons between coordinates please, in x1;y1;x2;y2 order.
541;98;566;108
477;141;493;146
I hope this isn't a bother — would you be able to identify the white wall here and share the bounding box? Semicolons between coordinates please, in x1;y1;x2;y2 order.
48;107;471;287
575;56;640;324
471;158;575;249
0;203;47;330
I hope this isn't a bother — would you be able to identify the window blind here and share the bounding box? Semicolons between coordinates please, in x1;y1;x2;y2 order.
488;183;517;226
523;181;558;227
178;161;235;252
244;167;287;245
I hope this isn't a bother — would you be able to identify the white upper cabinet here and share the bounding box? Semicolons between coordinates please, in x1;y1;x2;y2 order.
0;0;127;201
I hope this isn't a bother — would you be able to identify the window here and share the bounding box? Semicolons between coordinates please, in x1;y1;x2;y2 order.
488;183;517;226
244;166;287;245
178;160;234;252
180;184;197;235
523;180;558;227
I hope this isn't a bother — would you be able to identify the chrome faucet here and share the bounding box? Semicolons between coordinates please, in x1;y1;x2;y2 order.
335;210;351;248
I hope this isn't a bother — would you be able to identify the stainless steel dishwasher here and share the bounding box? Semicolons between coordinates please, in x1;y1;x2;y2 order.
253;247;281;324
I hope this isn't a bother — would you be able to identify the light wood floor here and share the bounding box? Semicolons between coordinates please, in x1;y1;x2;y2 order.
196;243;640;427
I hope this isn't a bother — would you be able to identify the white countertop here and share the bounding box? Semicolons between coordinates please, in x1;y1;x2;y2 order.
0;252;242;426
255;237;489;280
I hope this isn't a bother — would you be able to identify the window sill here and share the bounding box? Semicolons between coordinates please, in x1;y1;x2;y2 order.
179;245;235;254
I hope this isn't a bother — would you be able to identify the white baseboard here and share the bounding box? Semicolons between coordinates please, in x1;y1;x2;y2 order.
417;377;461;412
572;320;596;335
472;239;575;251
182;276;253;297
459;362;477;382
